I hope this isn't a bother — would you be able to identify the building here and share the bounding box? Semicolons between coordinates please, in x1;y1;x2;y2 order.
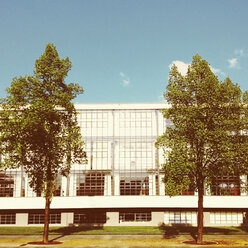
0;103;247;227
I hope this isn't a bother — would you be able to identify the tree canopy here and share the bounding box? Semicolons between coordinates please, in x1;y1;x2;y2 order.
0;43;87;243
156;54;248;243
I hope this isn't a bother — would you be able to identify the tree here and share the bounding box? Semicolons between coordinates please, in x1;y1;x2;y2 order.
156;54;248;244
0;43;87;244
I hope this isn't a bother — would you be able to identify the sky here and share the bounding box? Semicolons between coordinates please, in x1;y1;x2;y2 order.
0;0;248;103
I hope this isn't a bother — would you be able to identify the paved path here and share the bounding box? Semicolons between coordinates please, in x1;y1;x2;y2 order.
0;234;247;247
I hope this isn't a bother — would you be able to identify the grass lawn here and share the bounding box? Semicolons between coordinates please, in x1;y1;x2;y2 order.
0;226;247;235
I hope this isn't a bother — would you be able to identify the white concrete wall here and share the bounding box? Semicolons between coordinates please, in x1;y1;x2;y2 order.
61;212;74;226
1;196;248;210
16;213;28;226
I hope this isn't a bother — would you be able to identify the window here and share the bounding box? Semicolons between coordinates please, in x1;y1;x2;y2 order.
0;213;16;224
0;172;14;197
79;110;109;137
53;185;62;196
74;211;106;224
82;141;109;170
118;110;153;136
182;189;194;195
53;176;62;196
211;175;240;196
164;212;197;225
182;182;195;195
210;212;243;225
119;211;151;222
76;173;105;196
118;140;154;195
28;213;61;224
120;177;149;195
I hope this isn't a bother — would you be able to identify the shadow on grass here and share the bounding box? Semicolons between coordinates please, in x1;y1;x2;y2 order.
49;225;104;241
159;223;198;240
203;226;242;234
50;225;104;235
158;223;244;240
238;222;248;233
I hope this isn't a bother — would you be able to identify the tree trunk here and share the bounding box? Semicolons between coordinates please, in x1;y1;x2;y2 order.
43;197;50;244
197;179;204;244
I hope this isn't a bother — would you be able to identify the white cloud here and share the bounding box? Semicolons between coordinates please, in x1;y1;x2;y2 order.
228;58;238;68
169;60;225;77
227;49;246;69
171;50;246;74
234;49;244;56
122;79;130;87
210;65;225;76
169;60;190;76
120;72;125;78
210;66;220;74
120;72;130;87
169;60;225;76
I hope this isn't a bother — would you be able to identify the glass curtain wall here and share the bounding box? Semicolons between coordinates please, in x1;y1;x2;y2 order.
71;108;160;196
115;110;157;196
72;110;111;196
0;106;167;197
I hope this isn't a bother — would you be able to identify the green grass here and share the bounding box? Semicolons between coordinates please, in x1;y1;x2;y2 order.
0;226;44;234
0;226;160;235
0;226;247;235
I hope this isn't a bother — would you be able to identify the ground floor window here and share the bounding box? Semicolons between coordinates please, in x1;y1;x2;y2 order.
28;213;61;224
164;211;197;225
210;212;243;225
119;211;151;222
0;213;16;224
74;211;106;224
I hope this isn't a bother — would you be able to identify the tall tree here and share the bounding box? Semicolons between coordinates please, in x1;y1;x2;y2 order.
156;54;248;244
0;43;87;244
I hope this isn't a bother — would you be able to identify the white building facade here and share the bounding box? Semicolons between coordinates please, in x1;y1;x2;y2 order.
0;103;247;227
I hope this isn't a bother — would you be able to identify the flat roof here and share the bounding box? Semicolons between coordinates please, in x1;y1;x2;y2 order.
74;102;169;110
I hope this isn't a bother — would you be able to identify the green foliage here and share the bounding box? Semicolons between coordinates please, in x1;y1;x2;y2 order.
156;54;248;196
0;43;87;197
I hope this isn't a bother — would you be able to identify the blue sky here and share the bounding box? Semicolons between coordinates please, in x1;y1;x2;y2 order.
0;0;248;103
